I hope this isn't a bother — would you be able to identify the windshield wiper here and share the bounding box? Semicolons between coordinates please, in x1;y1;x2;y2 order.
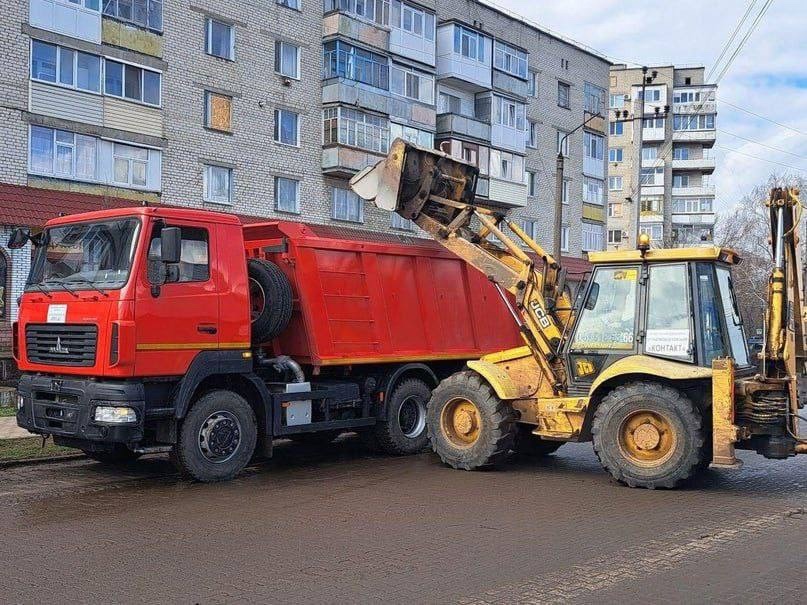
65;278;109;297
27;282;52;298
43;279;80;298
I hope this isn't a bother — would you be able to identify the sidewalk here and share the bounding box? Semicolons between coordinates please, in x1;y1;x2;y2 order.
0;416;32;440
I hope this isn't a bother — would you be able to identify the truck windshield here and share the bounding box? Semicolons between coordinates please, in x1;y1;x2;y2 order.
27;218;141;292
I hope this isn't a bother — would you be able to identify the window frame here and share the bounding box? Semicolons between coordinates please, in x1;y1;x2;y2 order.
493;40;528;80
204;91;233;132
102;0;163;33
454;25;486;63
206;18;235;61
275;40;301;79
322;106;390;154
608;176;623;191
331;187;364;223
557;81;571;109
643;263;695;362
609;148;623;163
275;176;301;214
390;63;434;105
103;58;162;107
148;224;211;284
203;164;234;205
274;108;301;147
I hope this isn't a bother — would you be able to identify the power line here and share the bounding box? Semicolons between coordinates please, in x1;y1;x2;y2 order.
706;0;759;82
717;98;807;137
712;0;775;84
716;144;807;173
718;129;807;160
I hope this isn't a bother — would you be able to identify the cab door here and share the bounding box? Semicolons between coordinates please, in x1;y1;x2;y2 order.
134;220;219;376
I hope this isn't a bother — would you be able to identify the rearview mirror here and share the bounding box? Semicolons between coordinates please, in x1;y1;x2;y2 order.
160;227;181;264
7;228;30;250
584;282;599;311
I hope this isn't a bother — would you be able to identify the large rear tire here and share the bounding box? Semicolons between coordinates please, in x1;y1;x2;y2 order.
592;381;705;489
427;371;516;470
248;258;293;344
173;390;258;482
373;378;431;455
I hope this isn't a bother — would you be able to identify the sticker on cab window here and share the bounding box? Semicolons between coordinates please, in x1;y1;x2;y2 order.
614;269;638;281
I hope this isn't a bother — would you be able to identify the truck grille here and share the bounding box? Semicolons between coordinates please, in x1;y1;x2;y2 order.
25;324;98;367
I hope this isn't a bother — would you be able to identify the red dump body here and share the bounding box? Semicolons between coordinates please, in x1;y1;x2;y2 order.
243;221;522;367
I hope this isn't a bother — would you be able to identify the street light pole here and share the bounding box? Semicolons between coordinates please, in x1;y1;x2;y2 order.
633;66;648;245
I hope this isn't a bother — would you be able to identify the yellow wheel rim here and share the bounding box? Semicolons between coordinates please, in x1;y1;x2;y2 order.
441;397;482;447
617;410;676;467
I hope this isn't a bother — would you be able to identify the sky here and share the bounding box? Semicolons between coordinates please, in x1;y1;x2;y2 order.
491;0;807;214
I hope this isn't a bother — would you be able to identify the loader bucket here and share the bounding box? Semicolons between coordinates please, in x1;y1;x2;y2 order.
350;138;479;222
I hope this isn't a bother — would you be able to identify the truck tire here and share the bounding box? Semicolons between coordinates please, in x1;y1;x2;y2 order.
173;390;258;482
514;425;564;457
373;378;431;455
248;258;293;344
592;381;705;489
427;371;516;470
83;445;142;465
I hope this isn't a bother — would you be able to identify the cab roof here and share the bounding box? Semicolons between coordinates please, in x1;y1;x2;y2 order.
45;206;243;227
587;246;741;265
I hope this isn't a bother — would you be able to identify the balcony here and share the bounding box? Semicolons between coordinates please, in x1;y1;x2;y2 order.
673;86;717;115
323;12;389;52
30;0;101;44
492;70;530;100
491;123;525;154
671;213;716;226
642;126;666;142
322;145;386;178
671;185;716;197
672;129;716;147
436;24;492;92
390;27;435;67
487;177;527;209
672;157;716;173
436;113;490;142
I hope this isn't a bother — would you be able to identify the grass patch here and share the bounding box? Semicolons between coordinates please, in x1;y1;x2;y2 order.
0;437;77;462
0;406;17;417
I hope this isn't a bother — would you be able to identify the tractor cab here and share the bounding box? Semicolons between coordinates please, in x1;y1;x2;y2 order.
565;242;751;392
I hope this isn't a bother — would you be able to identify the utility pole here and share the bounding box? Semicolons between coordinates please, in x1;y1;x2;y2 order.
633;66;648;245
554;112;602;261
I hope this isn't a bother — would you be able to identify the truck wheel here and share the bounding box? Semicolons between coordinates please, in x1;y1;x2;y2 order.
174;390;258;482
374;378;431;455
514;425;564;457
248;259;293;344
83;445;142;465
592;381;705;489
427;371;516;470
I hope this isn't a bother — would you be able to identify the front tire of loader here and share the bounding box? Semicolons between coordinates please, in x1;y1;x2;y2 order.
592;381;705;489
427;371;516;470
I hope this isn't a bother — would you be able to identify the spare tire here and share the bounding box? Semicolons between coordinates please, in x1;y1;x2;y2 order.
248;258;293;343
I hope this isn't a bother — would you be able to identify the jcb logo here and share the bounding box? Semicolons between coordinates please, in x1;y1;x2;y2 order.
529;300;551;329
576;359;596;377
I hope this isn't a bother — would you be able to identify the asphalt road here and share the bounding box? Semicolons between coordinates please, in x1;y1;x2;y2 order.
1;438;806;604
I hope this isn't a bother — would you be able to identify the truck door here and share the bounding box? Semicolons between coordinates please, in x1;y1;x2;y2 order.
134;220;219;376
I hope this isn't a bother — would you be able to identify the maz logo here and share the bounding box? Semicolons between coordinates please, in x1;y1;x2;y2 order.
529;300;551;329
48;337;70;355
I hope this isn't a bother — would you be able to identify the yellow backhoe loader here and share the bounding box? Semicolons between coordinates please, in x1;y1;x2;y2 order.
351;139;807;488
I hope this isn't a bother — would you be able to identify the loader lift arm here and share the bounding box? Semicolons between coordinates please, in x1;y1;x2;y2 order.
351;139;572;393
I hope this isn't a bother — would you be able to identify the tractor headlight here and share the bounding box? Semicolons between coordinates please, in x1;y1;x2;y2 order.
94;406;137;424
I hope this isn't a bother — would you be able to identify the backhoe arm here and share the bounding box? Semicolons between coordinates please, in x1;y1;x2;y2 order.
351;139;572;392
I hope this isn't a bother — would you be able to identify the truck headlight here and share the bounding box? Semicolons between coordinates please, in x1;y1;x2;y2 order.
94;406;137;424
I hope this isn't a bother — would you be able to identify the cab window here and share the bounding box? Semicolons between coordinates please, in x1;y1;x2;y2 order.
644;264;692;361
148;226;210;283
571;266;639;350
695;263;726;365
716;266;749;366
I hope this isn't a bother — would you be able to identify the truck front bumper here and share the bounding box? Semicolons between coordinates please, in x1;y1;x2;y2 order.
16;374;146;447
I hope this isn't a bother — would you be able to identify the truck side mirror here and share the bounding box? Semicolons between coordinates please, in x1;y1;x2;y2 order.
7;228;30;250
160;227;181;264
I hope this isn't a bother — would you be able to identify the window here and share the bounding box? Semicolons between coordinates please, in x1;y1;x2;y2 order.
278;0;300;9
461;144;478;166
640;167;664;185
103;0;163;31
607;229;622;244
332;187;363;222
149;226;210;283
571;266;639;350
639;223;663;242
113;143;148;187
645;264;692;360
637;89;661;102
557;81;570;109
584;131;604;161
673;146;690;160
275;41;300;79
323;106;389;153
561;225;569;252
526;120;538;148
274;109;299;146
390;122;433;148
582;222;604;252
673;174;690;188
438;92;462;114
31;41;102;94
30;126;97;181
454;26;486;63
609;121;623;136
493;41;528;79
583;82;605;114
203;165;233;204
495;96;525;130
393;1;435;40
583;177;604;205
674;224;713;246
206;18;234;60
323;40;389;90
673;90;701;104
643;117;665;129
528;71;538;97
104;60;161;106
642;146;658;161
673;114;716;131
520;220;540;241
390;64;434;104
325;0;391;26
608;203;622;218
489;149;524;184
609;93;624;109
672;198;713;213
526;170;537;197
562;179;570;204
641;196;663;214
608;176;623;191
275;177;300;213
391;212;414;231
609;148;623;163
560;58;569;70
205;91;232;132
556;130;569;156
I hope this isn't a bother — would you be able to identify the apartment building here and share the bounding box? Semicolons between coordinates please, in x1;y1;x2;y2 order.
0;0;610;360
606;65;717;250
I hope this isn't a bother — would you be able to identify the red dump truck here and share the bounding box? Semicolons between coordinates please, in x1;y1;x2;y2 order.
10;206;521;481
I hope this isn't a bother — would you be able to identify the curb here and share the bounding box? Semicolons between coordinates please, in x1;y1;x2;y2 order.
0;453;86;469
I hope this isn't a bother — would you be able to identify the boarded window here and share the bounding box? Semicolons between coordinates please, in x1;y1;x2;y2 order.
205;92;232;132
